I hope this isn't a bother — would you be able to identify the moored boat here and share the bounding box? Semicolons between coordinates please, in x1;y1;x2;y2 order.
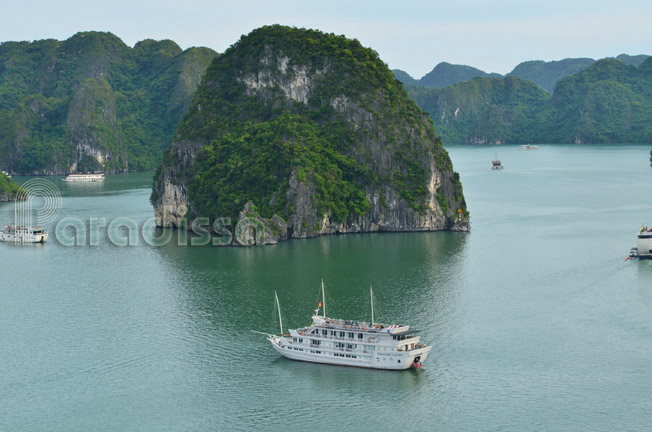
492;153;503;170
261;282;432;370
0;224;48;243
521;144;539;150
62;173;105;182
631;226;652;259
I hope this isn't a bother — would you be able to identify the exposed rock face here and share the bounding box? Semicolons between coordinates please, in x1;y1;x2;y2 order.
65;77;125;173
152;25;469;246
152;139;205;227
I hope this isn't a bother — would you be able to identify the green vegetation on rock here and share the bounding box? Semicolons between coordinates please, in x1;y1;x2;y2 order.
154;25;468;241
393;62;500;89
0;171;21;201
419;62;502;89
407;76;550;144
507;58;596;93
0;32;217;174
406;58;652;144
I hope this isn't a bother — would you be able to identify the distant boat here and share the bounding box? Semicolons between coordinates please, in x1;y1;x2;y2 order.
1;170;10;178
491;153;503;170
0;224;48;243
630;226;652;259
62;173;105;182
521;144;539;150
258;282;432;370
0;204;49;243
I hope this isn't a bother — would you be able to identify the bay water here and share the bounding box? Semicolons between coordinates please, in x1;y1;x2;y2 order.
1;144;651;431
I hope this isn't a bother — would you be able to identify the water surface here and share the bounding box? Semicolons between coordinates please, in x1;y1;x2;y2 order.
1;145;651;431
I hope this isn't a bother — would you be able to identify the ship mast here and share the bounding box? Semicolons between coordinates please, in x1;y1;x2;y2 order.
370;285;375;325
321;279;327;318
275;291;283;335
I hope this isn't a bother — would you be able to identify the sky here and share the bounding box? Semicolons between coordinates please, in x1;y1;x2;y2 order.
3;0;651;78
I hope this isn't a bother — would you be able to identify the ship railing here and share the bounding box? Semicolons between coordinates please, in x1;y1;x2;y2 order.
397;342;427;352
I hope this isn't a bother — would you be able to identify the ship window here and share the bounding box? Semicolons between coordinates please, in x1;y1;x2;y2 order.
299;338;303;343
358;333;363;339
398;360;401;363
348;332;354;338
331;331;336;336
322;330;327;335
293;338;297;342
340;332;345;337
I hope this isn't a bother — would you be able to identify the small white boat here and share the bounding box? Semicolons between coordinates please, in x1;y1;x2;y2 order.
260;282;432;370
492;153;503;170
521;144;539;150
62;173;105;182
631;226;652;259
0;224;48;243
1;170;10;178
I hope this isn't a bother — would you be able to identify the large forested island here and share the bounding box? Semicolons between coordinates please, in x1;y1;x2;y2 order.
152;25;469;245
399;56;652;144
0;32;217;175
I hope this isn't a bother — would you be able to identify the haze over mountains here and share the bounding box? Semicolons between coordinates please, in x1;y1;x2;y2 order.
394;54;650;93
406;57;652;145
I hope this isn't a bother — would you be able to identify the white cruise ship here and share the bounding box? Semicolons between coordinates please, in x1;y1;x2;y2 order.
62;173;105;182
0;225;48;243
629;226;652;258
263;285;432;370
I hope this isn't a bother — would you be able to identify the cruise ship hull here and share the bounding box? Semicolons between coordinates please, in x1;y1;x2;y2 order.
268;335;432;370
636;234;652;258
0;231;48;243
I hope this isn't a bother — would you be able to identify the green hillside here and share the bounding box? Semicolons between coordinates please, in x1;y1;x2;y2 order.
0;171;20;201
0;32;217;174
152;25;469;244
406;58;652;144
508;58;596;93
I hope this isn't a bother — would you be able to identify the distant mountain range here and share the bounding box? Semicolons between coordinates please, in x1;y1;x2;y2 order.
406;57;652;144
394;53;650;93
1;30;650;178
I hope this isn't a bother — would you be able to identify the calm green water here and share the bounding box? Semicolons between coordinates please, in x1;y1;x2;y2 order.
1;145;652;431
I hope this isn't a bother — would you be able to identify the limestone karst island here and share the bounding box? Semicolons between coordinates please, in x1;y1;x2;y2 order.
151;26;470;245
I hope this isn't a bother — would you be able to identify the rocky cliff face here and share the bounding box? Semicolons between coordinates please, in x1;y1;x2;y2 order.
152;25;469;245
